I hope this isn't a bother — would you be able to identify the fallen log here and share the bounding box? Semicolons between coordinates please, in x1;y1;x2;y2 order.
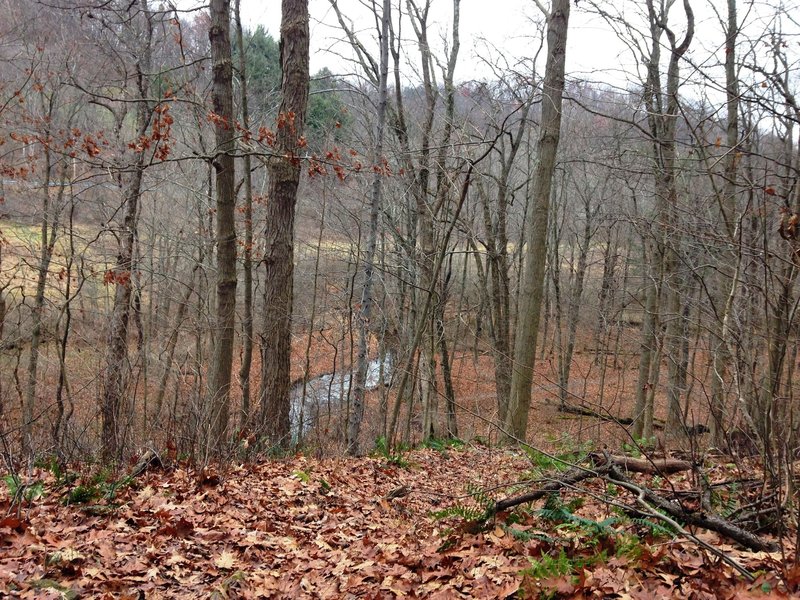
491;465;605;515
489;455;777;554
130;448;163;478
605;454;692;474
606;464;778;553
557;403;666;430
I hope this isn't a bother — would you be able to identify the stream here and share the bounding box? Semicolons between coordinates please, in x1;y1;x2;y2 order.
289;353;394;440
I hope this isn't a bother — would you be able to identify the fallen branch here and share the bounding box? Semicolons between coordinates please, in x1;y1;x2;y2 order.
606;464;778;553
491;465;606;515
558;403;633;424
489;455;778;555
557;403;665;430
605;469;757;582
605;454;692;475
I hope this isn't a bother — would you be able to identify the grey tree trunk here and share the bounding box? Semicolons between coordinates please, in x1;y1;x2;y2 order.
558;197;593;407
632;241;660;441
347;0;391;455
482;101;531;424
154;266;198;424
655;0;694;437
506;0;571;441
709;0;740;446
23;136;65;457
101;3;153;461
630;0;694;440
432;0;461;441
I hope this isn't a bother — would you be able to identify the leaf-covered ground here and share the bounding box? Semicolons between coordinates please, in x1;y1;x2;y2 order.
0;445;793;598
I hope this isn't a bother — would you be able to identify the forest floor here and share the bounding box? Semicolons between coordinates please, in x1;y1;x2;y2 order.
1;443;795;599
0;308;793;597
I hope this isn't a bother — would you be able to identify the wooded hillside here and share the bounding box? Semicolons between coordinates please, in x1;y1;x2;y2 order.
1;0;800;596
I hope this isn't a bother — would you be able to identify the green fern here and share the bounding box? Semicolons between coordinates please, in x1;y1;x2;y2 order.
505;526;556;544
433;484;495;525
432;502;485;522
535;494;619;536
631;517;675;537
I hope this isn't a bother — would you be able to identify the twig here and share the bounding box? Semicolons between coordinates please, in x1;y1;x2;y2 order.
605;469;757;582
606;463;778;553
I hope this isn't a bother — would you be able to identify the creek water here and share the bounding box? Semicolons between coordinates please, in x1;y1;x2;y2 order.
289;353;393;440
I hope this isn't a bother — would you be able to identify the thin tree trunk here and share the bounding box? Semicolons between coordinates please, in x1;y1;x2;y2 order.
658;0;694;437
100;0;154;462
235;0;254;430
348;0;391;455
632;254;659;440
207;0;238;453
710;0;740;446
482;102;530;422
559;204;592;407
154;266;198;424
53;194;79;453
506;0;571;441
23;142;64;457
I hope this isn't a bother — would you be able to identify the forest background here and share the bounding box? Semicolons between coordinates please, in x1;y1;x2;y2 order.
0;0;798;484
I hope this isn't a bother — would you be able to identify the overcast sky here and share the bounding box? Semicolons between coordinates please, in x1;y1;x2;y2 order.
237;0;635;84
182;0;797;100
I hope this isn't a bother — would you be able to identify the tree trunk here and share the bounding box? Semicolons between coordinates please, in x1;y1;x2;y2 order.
259;0;309;447
558;203;592;407
53;196;78;452
101;8;152;460
207;0;237;453
631;0;694;441
482;101;530;423
632;247;660;441
235;0;254;430
348;0;390;455
506;0;571;441
657;0;694;438
710;0;740;446
23;135;65;457
154;266;198;424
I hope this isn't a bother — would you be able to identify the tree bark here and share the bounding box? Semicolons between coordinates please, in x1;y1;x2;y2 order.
506;0;571;441
347;0;391;455
207;0;237;452
259;0;309;447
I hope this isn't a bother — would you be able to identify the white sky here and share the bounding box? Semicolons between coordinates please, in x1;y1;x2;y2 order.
180;0;798;99
239;0;634;84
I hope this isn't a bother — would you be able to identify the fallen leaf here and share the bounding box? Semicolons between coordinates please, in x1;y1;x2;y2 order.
214;550;237;570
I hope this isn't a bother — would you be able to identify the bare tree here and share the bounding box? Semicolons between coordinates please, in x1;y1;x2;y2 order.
99;0;155;462
347;0;391;455
630;0;694;440
206;0;237;452
259;0;310;446
234;0;254;429
709;0;741;446
506;0;571;440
